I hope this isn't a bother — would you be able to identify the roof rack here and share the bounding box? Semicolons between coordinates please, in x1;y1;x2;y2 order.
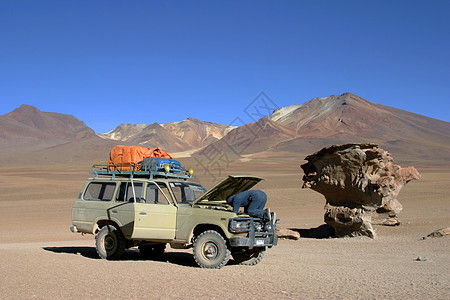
90;163;194;180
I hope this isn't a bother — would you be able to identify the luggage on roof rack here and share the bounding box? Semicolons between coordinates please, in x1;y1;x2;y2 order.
140;157;182;174
108;145;172;171
91;158;193;180
91;145;191;179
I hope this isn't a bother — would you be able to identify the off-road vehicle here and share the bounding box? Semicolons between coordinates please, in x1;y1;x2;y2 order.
71;159;278;269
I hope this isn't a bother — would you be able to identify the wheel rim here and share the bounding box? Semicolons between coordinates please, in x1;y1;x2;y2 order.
104;235;116;251
202;241;218;260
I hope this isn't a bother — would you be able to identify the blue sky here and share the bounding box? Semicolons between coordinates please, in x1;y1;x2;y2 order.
1;1;449;133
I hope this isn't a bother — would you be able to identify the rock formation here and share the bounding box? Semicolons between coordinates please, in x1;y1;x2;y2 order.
301;143;420;238
423;227;450;239
276;227;300;240
372;198;403;226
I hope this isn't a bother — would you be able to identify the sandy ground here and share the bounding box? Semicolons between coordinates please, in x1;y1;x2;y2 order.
0;160;449;299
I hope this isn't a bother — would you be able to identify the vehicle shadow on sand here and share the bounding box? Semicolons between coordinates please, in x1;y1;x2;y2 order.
42;246;238;268
43;246;100;259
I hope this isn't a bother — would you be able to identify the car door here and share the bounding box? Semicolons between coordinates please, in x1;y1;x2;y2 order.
131;181;177;241
108;180;141;238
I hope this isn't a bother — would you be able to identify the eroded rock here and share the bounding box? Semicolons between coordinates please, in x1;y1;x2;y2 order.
301;143;420;238
423;227;450;239
372;199;403;226
276;228;301;240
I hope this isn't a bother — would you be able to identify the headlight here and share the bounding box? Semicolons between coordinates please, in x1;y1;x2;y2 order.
229;219;250;233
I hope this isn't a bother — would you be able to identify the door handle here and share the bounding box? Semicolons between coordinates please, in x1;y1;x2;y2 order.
111;210;117;213
139;212;147;215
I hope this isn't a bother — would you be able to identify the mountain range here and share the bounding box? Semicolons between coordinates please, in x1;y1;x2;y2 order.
1;93;449;166
100;118;233;152
196;93;450;164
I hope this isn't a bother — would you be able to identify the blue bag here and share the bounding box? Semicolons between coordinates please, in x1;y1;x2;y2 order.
140;157;182;173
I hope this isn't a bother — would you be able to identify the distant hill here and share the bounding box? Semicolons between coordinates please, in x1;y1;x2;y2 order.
0;105;96;150
195;117;295;156
196;93;450;165
0;105;234;165
162;118;233;148
1;93;449;166
269;93;449;141
101;117;233;152
120;123;189;153
99;123;148;141
0;105;115;165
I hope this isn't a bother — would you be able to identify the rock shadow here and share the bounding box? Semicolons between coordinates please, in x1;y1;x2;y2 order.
290;224;335;239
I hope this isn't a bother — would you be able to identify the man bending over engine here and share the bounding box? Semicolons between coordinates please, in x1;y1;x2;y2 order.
226;190;268;219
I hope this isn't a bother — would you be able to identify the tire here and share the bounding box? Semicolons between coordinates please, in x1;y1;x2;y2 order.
95;225;126;260
139;244;166;259
193;230;231;269
232;247;266;266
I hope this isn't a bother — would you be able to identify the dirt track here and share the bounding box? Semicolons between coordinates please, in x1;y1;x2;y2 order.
0;163;449;299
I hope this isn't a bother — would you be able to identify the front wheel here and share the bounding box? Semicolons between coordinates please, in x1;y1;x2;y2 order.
95;225;126;260
193;230;231;269
232;247;266;265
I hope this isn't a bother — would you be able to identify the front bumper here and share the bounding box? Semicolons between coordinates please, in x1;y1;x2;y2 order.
229;235;278;248
229;214;279;249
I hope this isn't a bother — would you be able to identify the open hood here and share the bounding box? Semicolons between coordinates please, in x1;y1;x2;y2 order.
192;175;264;205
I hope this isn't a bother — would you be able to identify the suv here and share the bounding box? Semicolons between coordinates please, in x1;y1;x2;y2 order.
71;161;278;269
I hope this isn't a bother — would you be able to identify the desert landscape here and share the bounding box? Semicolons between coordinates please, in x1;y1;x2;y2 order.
0;93;449;299
0;160;449;299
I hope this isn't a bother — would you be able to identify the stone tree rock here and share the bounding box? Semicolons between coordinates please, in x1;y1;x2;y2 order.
301;143;420;238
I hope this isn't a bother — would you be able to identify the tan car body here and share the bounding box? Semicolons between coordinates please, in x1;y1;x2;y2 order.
72;176;251;248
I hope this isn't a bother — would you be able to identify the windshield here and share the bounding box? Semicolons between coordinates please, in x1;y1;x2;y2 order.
169;182;207;203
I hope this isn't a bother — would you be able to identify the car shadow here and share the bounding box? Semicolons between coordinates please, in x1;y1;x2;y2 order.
43;246;100;259
42;246;203;268
289;224;335;239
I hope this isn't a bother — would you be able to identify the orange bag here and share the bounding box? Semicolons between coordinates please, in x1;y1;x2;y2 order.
151;147;172;159
108;145;172;170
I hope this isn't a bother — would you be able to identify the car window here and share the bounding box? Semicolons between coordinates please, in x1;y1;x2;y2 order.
116;182;143;202
84;182;116;201
169;182;206;203
144;183;169;204
128;182;143;202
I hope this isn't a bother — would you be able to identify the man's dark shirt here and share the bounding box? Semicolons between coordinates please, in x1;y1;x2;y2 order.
227;190;267;218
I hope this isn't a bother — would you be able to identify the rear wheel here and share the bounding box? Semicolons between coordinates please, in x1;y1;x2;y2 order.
232;247;266;265
139;244;166;259
96;225;126;260
193;230;231;269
